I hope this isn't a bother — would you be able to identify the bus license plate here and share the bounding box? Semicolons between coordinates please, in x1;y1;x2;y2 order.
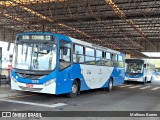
26;84;33;88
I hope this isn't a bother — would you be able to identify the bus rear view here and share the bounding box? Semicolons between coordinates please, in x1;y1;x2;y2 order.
125;59;155;84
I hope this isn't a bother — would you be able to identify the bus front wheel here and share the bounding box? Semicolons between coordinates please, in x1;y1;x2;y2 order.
147;76;152;83
142;77;147;84
67;81;79;98
107;79;113;92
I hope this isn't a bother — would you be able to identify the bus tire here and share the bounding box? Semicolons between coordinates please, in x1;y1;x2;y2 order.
148;76;152;83
107;78;113;92
142;77;147;84
124;80;128;84
67;80;79;98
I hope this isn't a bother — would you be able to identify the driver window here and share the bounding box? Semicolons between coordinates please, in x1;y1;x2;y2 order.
59;40;71;70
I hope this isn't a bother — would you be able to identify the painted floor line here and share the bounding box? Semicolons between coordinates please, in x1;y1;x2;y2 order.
139;86;151;89
129;85;142;89
151;87;160;90
8;94;37;99
0;99;67;108
118;84;133;88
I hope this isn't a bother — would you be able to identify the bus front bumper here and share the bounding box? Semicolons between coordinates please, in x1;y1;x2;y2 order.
125;77;144;82
11;78;56;94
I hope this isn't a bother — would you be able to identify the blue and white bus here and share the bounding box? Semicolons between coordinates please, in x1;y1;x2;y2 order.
125;59;155;84
11;32;125;97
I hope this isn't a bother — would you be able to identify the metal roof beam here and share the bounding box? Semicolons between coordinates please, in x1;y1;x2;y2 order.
0;0;65;7
11;0;91;38
104;0;157;49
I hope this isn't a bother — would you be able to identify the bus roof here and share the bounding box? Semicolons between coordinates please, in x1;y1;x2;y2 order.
16;32;123;55
16;32;55;36
69;37;122;55
126;58;155;65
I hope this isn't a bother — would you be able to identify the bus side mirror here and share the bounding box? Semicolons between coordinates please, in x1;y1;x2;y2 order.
144;64;146;68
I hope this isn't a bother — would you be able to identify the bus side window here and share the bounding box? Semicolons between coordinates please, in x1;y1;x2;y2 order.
85;47;95;65
112;54;118;67
59;40;71;71
145;63;150;70
96;50;103;66
118;55;124;67
105;52;112;66
73;44;84;64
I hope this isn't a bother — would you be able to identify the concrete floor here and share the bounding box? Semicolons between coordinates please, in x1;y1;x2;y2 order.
1;80;160;120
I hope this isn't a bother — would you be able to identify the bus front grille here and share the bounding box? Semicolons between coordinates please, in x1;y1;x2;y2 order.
19;86;43;91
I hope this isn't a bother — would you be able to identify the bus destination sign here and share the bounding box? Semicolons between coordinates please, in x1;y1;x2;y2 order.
21;35;52;41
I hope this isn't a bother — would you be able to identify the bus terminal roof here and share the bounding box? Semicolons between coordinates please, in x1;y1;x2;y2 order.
0;0;160;58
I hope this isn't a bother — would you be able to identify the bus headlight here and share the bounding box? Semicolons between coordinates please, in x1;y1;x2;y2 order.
44;78;56;86
11;76;17;83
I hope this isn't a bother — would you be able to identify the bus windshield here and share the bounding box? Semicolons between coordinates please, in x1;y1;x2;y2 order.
13;43;57;71
126;62;143;74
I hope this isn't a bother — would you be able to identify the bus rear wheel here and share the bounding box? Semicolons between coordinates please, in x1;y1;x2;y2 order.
67;81;79;98
107;79;113;92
